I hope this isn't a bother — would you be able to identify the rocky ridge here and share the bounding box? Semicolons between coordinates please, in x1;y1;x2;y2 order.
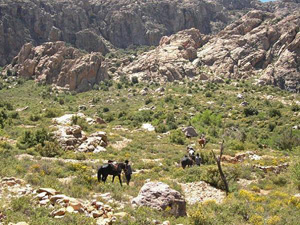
118;5;300;91
0;0;262;66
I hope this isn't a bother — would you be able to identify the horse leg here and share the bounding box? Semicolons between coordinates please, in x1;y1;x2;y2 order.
118;175;122;186
102;175;107;183
112;175;115;183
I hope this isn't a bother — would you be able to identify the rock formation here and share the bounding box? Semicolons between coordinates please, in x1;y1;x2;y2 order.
118;4;299;91
118;28;209;82
132;182;186;217
0;0;263;66
4;41;108;92
196;9;300;92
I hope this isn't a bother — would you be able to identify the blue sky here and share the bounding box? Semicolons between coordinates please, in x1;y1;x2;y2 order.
260;0;276;2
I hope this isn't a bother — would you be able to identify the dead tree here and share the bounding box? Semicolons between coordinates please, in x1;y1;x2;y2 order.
211;140;229;195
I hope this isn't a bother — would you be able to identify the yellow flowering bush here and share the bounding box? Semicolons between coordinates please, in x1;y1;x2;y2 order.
249;214;264;225
267;216;281;225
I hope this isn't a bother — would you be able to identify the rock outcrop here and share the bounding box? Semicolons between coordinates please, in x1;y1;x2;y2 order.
0;0;263;66
4;41;108;91
196;9;300;92
51;114;108;152
118;28;209;82
180;181;226;204
132;182;186;217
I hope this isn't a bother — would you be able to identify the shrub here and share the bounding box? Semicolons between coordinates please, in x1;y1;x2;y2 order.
145;98;153;105
155;124;167;133
131;76;139;84
275;129;300;151
30;114;41;122
291;104;299;112
169;129;185;145
35;141;63;157
44;108;61;118
292;161;300;190
268;122;276;132
18;128;52;149
9;112;19;119
269;108;281;117
205;92;212;97
244;107;258;117
103;107;110;112
0;110;8;128
71;116;89;131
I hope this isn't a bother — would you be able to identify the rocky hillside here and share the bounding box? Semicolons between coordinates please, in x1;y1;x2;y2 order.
0;0;262;66
118;6;300;92
5;41;108;92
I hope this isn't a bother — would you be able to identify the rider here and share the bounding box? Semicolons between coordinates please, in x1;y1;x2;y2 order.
124;160;132;185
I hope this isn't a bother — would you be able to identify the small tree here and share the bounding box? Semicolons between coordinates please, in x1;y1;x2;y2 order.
211;140;229;194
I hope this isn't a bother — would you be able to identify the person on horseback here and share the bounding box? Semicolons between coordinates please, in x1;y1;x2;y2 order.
124;160;132;185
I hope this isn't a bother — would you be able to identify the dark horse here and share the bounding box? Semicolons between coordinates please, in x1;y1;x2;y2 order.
97;162;126;186
181;156;194;169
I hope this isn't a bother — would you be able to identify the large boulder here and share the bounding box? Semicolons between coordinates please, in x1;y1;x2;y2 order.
182;126;198;138
131;182;186;217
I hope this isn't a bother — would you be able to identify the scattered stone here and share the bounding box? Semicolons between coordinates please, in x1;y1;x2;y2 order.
51;208;66;217
37;188;59;196
237;94;244;99
141;123;155;132
253;163;289;174
240;101;249;106
15;106;29;112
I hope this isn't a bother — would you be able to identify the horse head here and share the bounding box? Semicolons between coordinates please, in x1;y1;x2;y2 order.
117;162;126;172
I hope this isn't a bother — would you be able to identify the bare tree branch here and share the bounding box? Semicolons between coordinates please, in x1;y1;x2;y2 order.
211;140;229;195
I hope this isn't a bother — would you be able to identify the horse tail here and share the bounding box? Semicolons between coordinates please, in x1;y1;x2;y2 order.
97;167;102;182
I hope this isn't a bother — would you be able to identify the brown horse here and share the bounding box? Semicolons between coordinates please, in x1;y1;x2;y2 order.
198;138;207;148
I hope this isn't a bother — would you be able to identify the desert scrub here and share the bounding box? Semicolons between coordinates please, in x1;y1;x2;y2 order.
169;129;185;145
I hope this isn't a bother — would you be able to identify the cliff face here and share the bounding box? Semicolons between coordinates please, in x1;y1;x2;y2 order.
0;0;261;66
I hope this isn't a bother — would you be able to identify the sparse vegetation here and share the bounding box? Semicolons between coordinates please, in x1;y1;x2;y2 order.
0;77;299;225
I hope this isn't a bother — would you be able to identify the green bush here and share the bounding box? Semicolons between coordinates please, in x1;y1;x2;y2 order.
44;108;61;118
131;76;139;84
30;114;41;122
18;128;52;149
275;129;300;151
292;161;300;190
155;124;167;133
243;107;258;117
9;111;19;119
269;108;281;117
35;141;63;157
71;115;89;131
169;129;185;145
0;110;8;128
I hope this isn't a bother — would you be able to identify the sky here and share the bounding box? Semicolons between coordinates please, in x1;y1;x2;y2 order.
260;0;276;2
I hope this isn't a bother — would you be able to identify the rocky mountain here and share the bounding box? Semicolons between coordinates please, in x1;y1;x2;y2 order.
118;4;300;92
1;0;299;92
0;0;262;66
